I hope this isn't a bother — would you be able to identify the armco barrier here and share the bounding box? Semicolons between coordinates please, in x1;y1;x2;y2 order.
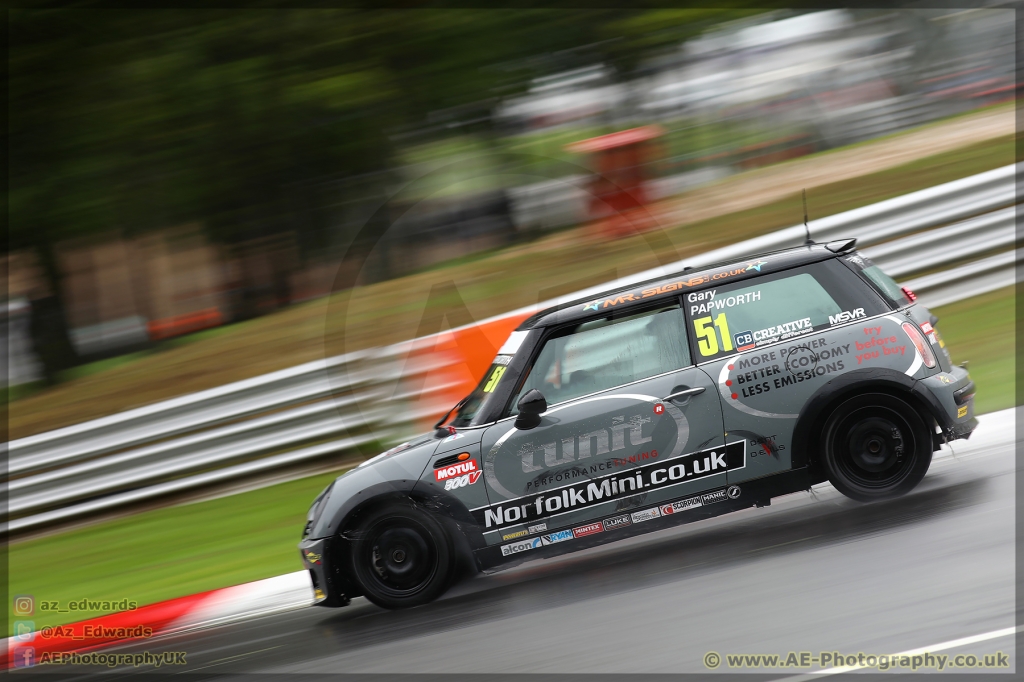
4;163;1017;533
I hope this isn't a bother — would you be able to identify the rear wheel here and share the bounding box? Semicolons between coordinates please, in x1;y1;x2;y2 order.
349;502;453;609
820;393;932;502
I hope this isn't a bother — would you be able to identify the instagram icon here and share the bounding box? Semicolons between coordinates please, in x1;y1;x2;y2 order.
13;595;34;617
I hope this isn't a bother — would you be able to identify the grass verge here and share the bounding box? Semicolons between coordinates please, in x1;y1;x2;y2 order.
6;471;341;636
6;287;1014;635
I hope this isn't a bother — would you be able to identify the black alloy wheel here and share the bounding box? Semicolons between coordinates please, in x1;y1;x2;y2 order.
349;502;453;609
820;393;933;502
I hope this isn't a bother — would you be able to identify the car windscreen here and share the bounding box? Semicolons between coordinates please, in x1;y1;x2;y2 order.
449;355;516;427
449;330;534;427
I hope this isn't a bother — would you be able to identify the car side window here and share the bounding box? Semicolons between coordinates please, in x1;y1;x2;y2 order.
684;261;885;362
842;254;911;307
509;304;691;415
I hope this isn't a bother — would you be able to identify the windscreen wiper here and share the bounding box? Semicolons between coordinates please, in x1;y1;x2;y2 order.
433;395;469;437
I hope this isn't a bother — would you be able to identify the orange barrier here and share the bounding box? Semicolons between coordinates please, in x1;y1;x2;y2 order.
147;307;223;341
409;311;532;431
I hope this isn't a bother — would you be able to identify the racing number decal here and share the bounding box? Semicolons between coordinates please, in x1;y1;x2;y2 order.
483;366;506;393
694;313;733;357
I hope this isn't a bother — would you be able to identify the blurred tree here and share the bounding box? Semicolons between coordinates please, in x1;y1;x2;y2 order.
7;8;774;378
600;8;769;73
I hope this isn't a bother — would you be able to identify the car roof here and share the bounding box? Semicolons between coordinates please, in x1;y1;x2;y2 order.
518;242;846;330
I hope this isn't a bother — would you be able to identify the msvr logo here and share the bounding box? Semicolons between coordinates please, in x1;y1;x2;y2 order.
829;308;865;325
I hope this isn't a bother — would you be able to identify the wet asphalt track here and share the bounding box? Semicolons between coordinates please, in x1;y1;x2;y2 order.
28;413;1019;678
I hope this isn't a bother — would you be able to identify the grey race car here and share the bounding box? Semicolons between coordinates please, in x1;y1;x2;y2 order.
299;240;977;609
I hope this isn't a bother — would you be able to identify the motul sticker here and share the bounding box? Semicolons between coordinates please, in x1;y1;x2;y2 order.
443;470;482;490
435;459;479;481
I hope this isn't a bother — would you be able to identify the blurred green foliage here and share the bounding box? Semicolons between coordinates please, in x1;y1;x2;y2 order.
9;8;763;254
9;8;774;384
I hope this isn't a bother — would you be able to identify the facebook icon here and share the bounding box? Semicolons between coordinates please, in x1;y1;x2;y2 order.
13;646;35;668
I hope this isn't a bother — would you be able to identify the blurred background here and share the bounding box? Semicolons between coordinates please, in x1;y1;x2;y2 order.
4;7;1018;647
6;7;1015;392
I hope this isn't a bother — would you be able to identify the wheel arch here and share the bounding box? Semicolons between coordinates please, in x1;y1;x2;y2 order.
322;481;485;596
791;368;946;483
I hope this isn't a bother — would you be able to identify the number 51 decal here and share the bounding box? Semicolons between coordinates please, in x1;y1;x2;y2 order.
483;365;506;392
693;313;733;357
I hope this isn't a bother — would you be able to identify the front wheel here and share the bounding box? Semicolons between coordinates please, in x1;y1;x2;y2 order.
349;502;454;609
820;393;932;502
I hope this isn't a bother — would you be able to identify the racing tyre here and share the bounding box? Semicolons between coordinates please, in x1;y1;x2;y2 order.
820;393;932;502
349;502;454;609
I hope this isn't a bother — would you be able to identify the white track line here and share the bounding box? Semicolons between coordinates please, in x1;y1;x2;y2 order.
771;625;1019;680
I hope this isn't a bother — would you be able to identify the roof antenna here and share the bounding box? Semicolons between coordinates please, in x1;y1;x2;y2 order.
802;188;814;245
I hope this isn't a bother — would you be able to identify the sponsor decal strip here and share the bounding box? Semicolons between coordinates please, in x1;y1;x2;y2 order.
659;488;729;515
582;261;768;311
498;487;734;556
479;442;744;532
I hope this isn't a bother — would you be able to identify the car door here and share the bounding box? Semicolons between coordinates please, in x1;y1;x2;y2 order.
471;301;736;550
686;260;891;484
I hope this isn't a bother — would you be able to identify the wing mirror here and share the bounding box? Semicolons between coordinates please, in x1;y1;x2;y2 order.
514;389;547;430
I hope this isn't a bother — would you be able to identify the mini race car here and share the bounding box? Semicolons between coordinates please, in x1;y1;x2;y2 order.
300;240;977;609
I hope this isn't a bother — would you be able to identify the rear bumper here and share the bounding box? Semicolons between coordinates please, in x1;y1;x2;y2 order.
948;413;979;440
298;536;354;608
917;365;978;442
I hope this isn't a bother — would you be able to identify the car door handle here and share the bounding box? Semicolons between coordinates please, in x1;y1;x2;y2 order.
664;386;705;401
